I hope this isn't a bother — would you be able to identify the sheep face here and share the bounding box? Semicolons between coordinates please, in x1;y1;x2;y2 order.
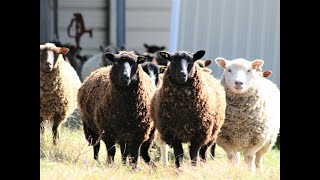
215;58;264;94
141;62;160;86
154;53;170;66
105;51;147;87
159;50;205;85
40;43;69;72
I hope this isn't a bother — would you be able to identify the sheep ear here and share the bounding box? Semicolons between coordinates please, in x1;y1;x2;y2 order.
160;46;166;50
59;47;69;55
144;43;150;49
193;50;205;60
158;51;170;61
263;70;272;78
215;57;228;69
202;67;212;73
252;59;264;70
99;45;104;52
105;53;115;62
137;56;147;64
204;59;212;67
159;65;167;73
40;45;46;50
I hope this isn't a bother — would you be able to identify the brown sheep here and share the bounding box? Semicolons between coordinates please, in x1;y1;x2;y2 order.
150;50;226;168
77;51;156;169
40;43;81;145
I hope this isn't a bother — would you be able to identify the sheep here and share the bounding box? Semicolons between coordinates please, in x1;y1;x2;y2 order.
135;43;169;66
143;43;165;53
77;51;156;170
150;50;226;168
81;45;123;81
48;41;91;79
141;62;161;87
214;57;280;173
142;59;214;166
256;68;280;150
40;43;81;145
210;65;273;159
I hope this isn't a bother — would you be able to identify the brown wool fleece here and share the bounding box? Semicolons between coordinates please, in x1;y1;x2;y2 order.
40;55;81;124
78;65;156;145
151;66;226;147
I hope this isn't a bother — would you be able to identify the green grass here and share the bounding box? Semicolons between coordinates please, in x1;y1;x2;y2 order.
40;125;280;180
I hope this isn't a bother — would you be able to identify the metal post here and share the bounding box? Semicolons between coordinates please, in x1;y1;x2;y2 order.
116;0;125;49
169;0;181;52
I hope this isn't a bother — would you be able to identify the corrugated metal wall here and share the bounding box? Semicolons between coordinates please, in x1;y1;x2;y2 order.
126;0;172;52
172;0;280;87
58;0;109;55
40;0;56;42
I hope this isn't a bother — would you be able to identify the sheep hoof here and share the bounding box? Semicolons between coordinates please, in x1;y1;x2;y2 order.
132;166;140;173
148;161;157;169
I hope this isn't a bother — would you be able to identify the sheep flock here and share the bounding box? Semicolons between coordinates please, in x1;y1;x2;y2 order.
40;42;280;173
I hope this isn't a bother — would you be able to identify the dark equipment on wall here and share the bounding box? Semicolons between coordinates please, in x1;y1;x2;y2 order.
67;13;93;49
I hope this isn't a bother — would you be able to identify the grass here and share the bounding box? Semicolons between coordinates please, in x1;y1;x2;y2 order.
40;123;280;180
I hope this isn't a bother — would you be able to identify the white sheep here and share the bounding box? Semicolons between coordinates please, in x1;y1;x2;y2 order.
81;45;120;81
215;57;280;173
40;43;81;145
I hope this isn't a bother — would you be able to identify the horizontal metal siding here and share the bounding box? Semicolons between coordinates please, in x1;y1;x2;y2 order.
58;0;108;55
176;0;280;87
126;0;172;52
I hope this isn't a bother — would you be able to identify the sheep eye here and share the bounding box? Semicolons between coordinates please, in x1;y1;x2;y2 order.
247;69;251;73
228;69;231;72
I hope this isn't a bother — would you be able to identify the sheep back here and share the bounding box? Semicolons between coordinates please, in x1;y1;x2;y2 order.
81;53;106;81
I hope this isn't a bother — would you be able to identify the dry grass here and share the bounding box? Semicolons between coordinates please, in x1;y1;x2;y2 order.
40;125;280;180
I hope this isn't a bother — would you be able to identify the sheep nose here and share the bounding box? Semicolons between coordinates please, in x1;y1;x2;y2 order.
177;72;187;78
121;76;130;81
235;81;243;86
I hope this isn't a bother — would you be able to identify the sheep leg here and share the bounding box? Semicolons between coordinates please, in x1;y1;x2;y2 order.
52;117;62;145
210;143;217;159
244;153;255;174
140;127;155;164
40;117;45;142
199;144;208;162
255;140;273;169
128;143;140;170
93;143;101;161
120;141;128;165
244;146;261;174
172;140;183;168
160;143;169;166
104;139;116;164
218;142;240;166
40;117;45;134
189;141;202;166
83;122;100;160
155;130;168;165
